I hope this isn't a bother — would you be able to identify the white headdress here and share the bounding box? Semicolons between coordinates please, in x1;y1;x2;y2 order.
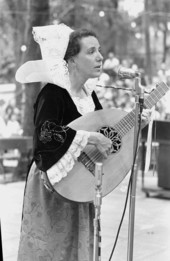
15;23;73;90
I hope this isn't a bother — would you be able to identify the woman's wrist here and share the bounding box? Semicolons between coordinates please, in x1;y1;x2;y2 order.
88;132;100;145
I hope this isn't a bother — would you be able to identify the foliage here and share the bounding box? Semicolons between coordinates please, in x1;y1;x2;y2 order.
134;0;170;65
50;0;135;59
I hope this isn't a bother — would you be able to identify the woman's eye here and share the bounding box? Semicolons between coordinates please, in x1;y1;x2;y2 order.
88;49;94;54
87;47;96;54
98;48;102;54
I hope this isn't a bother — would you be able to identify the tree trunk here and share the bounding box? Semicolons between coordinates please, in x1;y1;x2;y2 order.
144;0;152;83
162;26;167;63
162;8;168;64
22;0;50;136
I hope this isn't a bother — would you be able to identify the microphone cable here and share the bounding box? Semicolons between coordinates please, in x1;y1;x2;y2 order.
96;84;152;94
108;113;143;261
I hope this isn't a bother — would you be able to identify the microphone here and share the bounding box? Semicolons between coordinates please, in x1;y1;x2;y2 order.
97;66;142;90
116;66;141;79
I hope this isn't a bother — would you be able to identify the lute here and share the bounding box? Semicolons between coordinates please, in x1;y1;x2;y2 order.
53;81;170;202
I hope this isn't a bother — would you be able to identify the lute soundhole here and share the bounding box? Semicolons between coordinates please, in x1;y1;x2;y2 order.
98;126;122;154
78;126;122;176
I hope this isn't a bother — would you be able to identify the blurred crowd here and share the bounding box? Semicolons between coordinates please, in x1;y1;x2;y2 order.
96;51;170;121
0;100;23;137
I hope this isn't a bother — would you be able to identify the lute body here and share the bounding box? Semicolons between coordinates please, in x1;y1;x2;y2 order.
53;82;170;202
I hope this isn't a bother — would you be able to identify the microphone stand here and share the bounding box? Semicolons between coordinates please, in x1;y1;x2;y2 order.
127;77;144;261
93;162;103;261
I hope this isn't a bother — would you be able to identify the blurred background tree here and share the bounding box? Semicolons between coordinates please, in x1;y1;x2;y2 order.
1;0;50;135
1;0;170;135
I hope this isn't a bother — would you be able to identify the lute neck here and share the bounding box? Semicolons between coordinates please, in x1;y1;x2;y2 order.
114;81;170;137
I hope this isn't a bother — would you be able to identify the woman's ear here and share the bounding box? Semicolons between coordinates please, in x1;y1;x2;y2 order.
69;57;75;64
68;57;76;69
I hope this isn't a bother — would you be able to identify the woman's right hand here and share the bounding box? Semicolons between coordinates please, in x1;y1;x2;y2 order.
88;131;112;159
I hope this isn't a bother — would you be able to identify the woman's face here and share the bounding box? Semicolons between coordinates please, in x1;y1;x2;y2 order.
73;36;103;79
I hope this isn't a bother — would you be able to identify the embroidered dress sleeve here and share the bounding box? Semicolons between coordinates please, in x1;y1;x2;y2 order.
33;85;89;173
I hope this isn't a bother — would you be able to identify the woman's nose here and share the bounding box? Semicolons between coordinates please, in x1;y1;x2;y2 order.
97;52;103;61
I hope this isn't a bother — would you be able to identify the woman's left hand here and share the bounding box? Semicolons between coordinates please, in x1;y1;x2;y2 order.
141;109;152;127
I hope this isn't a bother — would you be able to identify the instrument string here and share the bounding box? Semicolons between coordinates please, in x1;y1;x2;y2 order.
117;111;135;137
88;149;103;163
83;148;103;169
80;150;94;168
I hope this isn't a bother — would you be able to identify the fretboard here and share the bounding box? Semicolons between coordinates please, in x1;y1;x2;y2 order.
115;81;170;137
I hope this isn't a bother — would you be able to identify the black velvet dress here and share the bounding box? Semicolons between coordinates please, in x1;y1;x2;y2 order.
17;83;102;261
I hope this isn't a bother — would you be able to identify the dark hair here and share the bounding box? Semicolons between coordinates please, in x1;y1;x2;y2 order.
64;28;97;62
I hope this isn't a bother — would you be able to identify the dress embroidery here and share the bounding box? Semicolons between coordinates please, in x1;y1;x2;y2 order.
39;120;68;144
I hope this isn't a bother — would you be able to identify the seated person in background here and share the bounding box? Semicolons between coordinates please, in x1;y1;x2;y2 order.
103;51;120;79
